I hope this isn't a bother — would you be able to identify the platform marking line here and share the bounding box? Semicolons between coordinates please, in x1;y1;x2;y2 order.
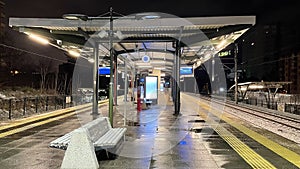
199;108;275;168
183;94;276;168
0;108;77;131
214;126;276;169
0;100;108;132
183;94;300;168
0;107;94;138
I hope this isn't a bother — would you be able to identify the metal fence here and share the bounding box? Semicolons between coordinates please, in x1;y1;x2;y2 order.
0;95;90;120
240;94;300;115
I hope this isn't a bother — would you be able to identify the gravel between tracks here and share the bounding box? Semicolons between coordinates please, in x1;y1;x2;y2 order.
225;106;300;144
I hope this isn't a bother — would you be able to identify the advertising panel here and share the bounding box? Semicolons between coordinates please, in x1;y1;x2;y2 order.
145;76;158;100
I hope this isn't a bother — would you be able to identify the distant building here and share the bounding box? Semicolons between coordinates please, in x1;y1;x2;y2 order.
238;23;300;94
281;52;300;94
239;24;281;82
0;0;5;39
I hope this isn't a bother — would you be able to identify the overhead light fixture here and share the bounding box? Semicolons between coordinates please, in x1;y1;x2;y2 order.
135;13;161;20
27;33;49;45
63;14;88;21
98;30;108;38
154;67;167;70
136;62;151;66
114;30;124;39
138;65;153;68
68;50;81;57
56;40;62;46
216;40;227;49
88;58;95;63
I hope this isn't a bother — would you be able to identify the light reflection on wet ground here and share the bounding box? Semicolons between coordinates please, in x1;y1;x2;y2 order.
0;92;257;169
99;92;251;169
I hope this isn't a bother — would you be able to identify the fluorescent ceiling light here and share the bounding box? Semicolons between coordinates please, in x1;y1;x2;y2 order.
138;65;153;68
136;13;161;20
98;30;108;38
88;58;94;63
63;14;88;21
27;33;49;45
216;40;227;49
68;50;81;57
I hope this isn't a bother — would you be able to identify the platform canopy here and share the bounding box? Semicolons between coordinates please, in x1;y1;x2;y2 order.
9;15;255;72
229;81;292;101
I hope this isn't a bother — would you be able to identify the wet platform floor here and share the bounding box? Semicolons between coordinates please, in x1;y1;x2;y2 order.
0;92;299;168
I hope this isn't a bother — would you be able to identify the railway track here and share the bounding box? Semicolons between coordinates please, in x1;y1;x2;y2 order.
186;93;300;143
221;99;299;130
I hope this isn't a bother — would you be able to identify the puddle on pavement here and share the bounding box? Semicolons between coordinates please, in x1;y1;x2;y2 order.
190;127;203;133
188;119;205;123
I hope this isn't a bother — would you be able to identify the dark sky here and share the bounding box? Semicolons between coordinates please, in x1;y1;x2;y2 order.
5;0;300;24
4;0;300;67
2;0;300;83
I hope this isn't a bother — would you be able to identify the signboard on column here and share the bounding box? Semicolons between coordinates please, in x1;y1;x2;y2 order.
145;76;158;104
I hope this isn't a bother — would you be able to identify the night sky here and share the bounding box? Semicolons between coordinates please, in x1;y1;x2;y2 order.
3;0;300;77
2;0;300;89
5;0;300;24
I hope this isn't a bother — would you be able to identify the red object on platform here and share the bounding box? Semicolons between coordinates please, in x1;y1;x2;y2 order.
137;98;141;112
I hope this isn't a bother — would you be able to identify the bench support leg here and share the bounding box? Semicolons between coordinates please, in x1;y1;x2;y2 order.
61;129;99;169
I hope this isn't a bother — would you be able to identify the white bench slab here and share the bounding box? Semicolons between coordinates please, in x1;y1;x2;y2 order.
50;117;126;158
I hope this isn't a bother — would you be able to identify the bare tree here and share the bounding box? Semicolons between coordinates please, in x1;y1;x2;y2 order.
33;57;58;93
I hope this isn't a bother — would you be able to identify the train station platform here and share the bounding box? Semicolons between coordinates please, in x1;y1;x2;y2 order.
100;91;300;169
0;91;299;169
98;91;251;169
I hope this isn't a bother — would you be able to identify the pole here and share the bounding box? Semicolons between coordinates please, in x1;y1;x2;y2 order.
92;42;99;115
174;40;181;115
8;99;12;119
108;7;114;126
124;63;128;102
124;63;128;126
194;78;197;94
234;43;238;104
114;55;118;105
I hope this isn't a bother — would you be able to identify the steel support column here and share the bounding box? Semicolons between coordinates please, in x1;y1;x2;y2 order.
114;54;118;106
92;43;99;115
108;7;114;126
123;62;128;126
174;40;181;115
124;62;128;102
234;43;238;104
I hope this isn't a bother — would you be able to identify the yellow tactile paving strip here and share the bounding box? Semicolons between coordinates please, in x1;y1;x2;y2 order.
0;109;80;138
214;126;276;169
183;94;300;168
0;100;108;138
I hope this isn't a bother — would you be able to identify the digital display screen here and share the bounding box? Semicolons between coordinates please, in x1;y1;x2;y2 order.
145;76;158;99
180;67;193;75
99;67;110;75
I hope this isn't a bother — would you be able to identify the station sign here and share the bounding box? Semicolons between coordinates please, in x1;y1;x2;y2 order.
218;50;232;57
142;55;150;63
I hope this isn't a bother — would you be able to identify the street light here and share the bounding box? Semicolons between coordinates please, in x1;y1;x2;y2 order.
62;8;119;124
62;14;88;21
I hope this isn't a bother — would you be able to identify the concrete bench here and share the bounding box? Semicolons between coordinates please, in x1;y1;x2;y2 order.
49;117;127;159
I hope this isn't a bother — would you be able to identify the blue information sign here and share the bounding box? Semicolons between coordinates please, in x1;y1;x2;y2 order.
98;67;110;75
